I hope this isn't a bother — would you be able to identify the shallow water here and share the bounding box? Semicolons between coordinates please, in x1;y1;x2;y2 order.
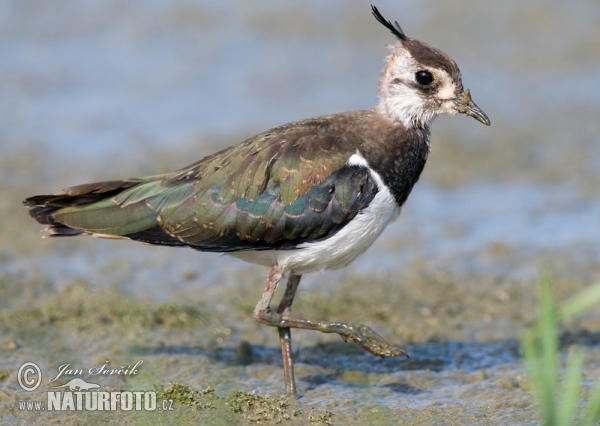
1;1;600;424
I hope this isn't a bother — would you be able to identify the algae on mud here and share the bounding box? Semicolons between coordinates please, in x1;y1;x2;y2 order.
2;259;600;424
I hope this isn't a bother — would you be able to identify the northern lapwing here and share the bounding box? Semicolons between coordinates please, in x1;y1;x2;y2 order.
24;6;490;396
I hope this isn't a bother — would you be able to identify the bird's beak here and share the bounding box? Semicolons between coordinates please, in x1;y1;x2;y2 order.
453;88;490;126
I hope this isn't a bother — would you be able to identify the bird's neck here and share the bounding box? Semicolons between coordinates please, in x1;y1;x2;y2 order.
375;95;434;130
358;110;431;207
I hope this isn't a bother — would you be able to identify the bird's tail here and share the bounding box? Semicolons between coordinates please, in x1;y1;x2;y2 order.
23;179;143;237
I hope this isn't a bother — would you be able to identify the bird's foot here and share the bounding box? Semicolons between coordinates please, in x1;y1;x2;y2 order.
328;322;408;358
256;305;408;358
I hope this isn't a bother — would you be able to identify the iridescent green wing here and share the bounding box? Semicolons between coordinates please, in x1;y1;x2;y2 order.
48;116;378;250
151;123;378;250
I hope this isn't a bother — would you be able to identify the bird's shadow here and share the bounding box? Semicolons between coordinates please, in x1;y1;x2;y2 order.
130;328;600;395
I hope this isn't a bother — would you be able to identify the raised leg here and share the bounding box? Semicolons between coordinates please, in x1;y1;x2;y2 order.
253;265;283;323
253;266;300;396
254;266;408;396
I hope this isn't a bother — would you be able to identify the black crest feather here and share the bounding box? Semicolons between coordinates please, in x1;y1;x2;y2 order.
371;5;406;40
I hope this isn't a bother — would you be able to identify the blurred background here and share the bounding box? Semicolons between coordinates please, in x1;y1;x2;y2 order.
2;0;599;289
1;0;599;421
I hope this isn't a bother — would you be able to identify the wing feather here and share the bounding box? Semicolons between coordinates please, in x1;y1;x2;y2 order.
27;113;381;251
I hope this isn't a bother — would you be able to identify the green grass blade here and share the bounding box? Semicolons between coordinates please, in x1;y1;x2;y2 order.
521;274;600;426
558;282;600;322
581;379;600;426
540;274;559;424
522;333;554;423
556;347;584;426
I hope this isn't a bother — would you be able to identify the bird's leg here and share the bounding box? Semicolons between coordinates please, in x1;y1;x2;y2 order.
276;273;300;317
276;274;301;397
253;265;283;324
275;317;408;359
253;267;299;396
254;267;408;395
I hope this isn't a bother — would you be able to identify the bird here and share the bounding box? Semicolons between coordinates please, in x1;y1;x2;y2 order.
23;6;490;397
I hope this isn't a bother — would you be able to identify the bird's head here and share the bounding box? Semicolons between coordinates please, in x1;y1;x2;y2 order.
372;6;490;129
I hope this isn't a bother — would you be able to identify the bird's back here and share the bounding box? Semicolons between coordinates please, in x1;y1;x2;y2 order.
26;110;423;255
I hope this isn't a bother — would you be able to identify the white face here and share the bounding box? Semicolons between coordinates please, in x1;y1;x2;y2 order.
377;46;463;128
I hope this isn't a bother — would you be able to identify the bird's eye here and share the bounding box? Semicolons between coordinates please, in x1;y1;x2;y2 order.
415;70;433;85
